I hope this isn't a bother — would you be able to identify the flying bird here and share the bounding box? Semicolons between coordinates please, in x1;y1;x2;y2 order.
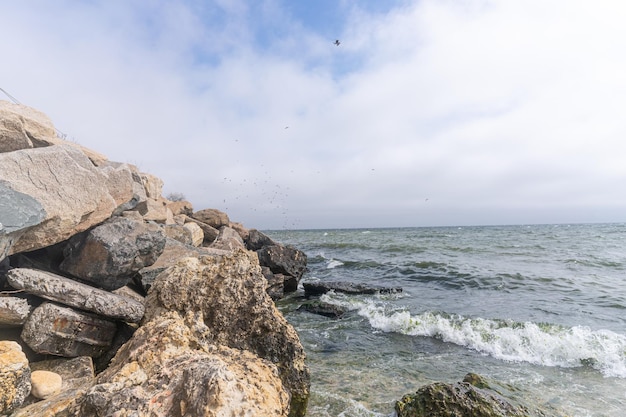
334;39;341;46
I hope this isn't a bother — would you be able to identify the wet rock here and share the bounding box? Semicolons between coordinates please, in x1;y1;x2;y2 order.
395;373;533;417
6;268;144;322
191;208;230;229
303;281;402;297
30;370;63;399
297;300;347;319
60;217;166;291
79;312;291;417
144;251;310;416
21;302;117;358
0;296;31;326
256;244;307;292
0;340;31;415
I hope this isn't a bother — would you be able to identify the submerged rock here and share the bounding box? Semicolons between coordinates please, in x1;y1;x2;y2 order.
297;300;348;319
395;373;554;417
303;281;402;297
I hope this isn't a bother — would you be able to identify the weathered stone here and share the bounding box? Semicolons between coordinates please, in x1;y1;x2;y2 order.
9;388;84;417
262;266;284;300
21;302;116;358
191;208;230;229
79;312;290;417
30;356;95;392
0;340;30;414
7;268;144;322
144;252;310;416
139;172;163;200
0;144;122;259
229;221;249;242
0;100;57;152
60;217;166;291
30;370;63;399
246;228;276;251
183;222;203;247
137;238;228;291
210;226;246;251
0;296;31;326
303;281;403;297
185;216;219;244
136;197;172;223
395;374;533;417
256;244;307;291
166;199;193;216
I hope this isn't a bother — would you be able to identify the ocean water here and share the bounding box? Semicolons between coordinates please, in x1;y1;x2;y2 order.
267;223;626;417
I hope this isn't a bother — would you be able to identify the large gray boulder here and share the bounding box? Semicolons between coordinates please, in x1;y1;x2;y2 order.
0;144;134;260
256;244;307;292
60;217;166;291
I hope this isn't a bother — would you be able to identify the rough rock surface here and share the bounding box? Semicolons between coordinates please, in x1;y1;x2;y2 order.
21;302;117;358
191;208;230;229
0;296;31;326
0;340;30;414
144;252;310;416
395;373;535;417
60;217;166;291
7;268;144;322
245;229;276;251
210;226;246;251
0;144;127;259
256;244;307;285
0;100;58;152
79;311;290;417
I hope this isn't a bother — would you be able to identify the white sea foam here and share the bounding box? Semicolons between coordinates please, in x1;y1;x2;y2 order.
326;259;344;269
320;294;626;378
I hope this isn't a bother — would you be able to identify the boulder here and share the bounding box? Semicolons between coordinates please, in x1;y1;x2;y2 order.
0;144;129;259
0;296;31;326
144;252;310;416
191;208;230;229
183;222;204;247
7;268;144;322
245;228;276;251
136;197;173;223
30;370;63;399
395;373;533;417
60;217;166;291
136;238;228;291
0;340;31;415
163;223;194;246
303;281;402;297
30;356;95;392
0;100;57;152
166;200;193;216
139;172;163;200
21;302;117;358
297;300;348;319
256;244;307;292
261;266;285;301
229;221;250;242
210;226;246;251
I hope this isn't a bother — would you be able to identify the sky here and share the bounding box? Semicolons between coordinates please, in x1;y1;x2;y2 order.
2;0;626;230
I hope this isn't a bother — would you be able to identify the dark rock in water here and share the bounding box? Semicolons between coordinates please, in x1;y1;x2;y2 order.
303;281;402;297
297;300;347;319
395;373;538;417
256;244;307;287
262;266;284;300
21;302;117;358
60;217;166;291
246;229;276;251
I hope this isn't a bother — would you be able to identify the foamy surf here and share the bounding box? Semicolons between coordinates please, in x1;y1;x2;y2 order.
320;293;626;378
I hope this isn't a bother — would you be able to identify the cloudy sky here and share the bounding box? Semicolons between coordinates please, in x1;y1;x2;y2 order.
2;1;626;229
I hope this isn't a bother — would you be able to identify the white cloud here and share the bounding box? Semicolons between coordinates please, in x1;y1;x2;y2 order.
1;0;625;229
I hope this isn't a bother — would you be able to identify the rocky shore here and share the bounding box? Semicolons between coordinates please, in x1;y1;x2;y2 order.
0;101;309;416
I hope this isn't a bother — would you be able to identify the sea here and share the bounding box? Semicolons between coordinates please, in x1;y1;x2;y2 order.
265;223;626;417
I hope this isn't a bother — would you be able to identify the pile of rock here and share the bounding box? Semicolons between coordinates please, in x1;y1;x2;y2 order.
0;101;309;416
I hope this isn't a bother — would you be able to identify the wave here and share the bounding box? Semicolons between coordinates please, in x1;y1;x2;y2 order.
326;259;344;269
319;293;626;378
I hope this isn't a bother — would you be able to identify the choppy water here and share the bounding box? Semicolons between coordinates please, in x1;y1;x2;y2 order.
267;223;626;417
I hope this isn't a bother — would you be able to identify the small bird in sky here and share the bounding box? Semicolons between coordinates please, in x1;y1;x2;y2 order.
334;39;341;46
